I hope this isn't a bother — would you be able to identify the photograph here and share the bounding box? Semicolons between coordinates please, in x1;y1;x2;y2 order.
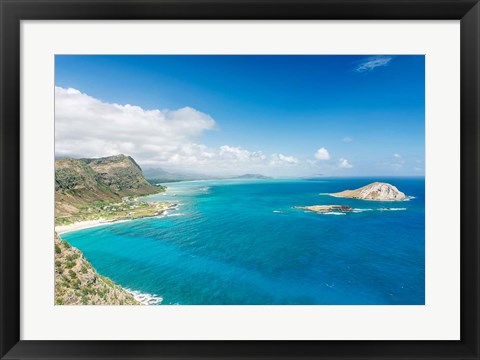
54;54;425;305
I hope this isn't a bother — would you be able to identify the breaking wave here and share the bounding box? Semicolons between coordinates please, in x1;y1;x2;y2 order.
126;289;163;305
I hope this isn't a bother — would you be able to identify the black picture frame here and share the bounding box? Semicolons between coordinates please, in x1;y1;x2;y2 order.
1;0;479;359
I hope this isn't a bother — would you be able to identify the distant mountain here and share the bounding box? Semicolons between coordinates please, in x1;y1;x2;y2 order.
233;173;272;179
143;167;216;183
142;167;172;179
144;168;272;183
301;174;325;181
55;154;163;220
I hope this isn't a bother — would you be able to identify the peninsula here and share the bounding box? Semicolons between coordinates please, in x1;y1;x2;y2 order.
55;154;167;226
330;182;408;201
55;154;170;305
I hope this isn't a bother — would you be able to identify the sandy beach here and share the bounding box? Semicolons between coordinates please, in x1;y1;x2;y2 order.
55;218;131;235
55;202;179;235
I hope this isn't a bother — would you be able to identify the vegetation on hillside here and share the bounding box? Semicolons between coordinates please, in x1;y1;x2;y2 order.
55;154;166;225
54;154;170;305
55;233;139;305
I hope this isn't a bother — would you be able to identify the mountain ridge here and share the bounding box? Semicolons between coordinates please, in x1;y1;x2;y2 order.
55;154;163;224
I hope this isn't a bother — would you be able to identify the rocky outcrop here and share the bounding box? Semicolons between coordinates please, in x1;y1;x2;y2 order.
83;155;160;196
56;154;160;197
330;182;407;201
55;233;139;305
295;205;353;213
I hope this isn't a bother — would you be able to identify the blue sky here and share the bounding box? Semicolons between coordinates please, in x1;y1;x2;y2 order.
55;55;425;177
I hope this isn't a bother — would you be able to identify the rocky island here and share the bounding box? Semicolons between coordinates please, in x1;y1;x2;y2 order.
330;182;408;201
295;205;353;214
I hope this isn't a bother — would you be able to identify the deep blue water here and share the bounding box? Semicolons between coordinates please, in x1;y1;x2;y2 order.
62;178;425;305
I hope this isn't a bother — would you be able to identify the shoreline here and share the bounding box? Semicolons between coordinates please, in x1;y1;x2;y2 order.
55;218;131;235
125;288;163;305
56;203;178;235
329;193;415;201
55;210;173;305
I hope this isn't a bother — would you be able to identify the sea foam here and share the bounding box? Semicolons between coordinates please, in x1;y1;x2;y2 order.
126;289;163;305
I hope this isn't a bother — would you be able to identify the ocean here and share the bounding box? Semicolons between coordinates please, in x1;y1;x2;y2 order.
61;178;425;305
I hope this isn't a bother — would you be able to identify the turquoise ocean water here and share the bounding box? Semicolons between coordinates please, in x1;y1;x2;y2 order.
62;178;425;305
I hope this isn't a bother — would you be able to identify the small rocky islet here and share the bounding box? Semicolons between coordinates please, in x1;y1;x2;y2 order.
330;182;408;201
295;205;353;214
295;182;409;215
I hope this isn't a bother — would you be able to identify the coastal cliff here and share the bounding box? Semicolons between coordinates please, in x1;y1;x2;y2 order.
55;233;139;305
55;154;168;305
55;154;165;225
330;182;407;201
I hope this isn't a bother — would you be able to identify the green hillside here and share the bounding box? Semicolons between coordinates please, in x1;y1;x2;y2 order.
55;233;139;305
55;154;165;225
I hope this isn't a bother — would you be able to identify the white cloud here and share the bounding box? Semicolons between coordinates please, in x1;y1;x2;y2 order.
55;87;217;161
219;145;266;162
269;153;299;166
314;147;330;160
356;56;392;72
394;153;401;159
161;144;269;170
342;137;353;142
55;87;304;176
338;158;353;169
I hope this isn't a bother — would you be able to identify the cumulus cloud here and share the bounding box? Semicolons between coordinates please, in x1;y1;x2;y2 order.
161;144;270;170
270;153;299;166
342;137;353;142
314;147;330;160
393;153;401;159
338;158;353;169
55;87;303;175
356;56;392;72
55;87;217;162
